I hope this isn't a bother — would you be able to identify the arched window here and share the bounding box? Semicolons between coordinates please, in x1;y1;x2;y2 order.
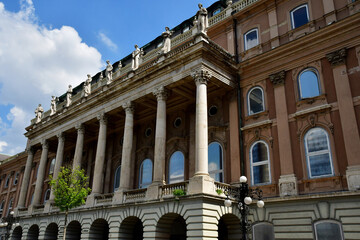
7;198;13;216
248;87;264;115
244;28;259;50
290;4;309;29
49;158;56;175
298;68;320;99
44;189;50;203
4;175;10;188
168;151;185;184
250;141;271;185
304;128;333;178
253;222;275;240
113;166;121;191
314;220;344;240
13;172;19;185
139;159;153;189
208;142;224;182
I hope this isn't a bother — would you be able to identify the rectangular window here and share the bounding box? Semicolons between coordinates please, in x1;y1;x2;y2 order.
291;4;309;29
244;28;259;50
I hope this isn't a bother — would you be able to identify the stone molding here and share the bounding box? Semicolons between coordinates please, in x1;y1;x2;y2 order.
153;86;169;101
326;48;347;67
269;70;286;86
192;69;212;86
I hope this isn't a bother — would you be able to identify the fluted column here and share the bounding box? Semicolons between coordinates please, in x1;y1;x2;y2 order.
72;124;85;170
17;147;35;208
91;113;108;195
153;87;168;184
119;102;134;191
32;140;49;206
49;132;65;202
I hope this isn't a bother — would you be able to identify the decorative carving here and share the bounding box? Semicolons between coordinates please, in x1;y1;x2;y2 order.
153;86;169;101
41;139;49;149
196;3;209;35
57;132;65;142
66;85;73;107
97;113;108;125
122;102;135;114
308;114;317;127
254;129;260;140
160;27;174;54
50;96;58;116
192;69;212;85
105;60;113;84
269;137;274;148
83;74;92;97
280;181;296;196
34;104;44;123
75;124;85;134
326;48;347;66
269;70;286;86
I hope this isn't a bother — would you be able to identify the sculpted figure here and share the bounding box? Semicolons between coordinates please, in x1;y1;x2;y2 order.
196;3;209;34
84;74;92;97
35;104;44;123
160;27;174;54
50;96;57;115
132;45;141;70
66;85;73;107
117;61;122;71
105;60;113;84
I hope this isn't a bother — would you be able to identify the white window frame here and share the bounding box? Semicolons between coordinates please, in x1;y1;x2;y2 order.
244;28;259;51
168;151;185;184
208;142;224;182
113;166;121;191
49;158;56;175
253;222;275;240
290;4;309;29
304;128;334;178
250;140;271;185
247;86;265;115
298;68;321;99
314;220;344;240
139;159;153;189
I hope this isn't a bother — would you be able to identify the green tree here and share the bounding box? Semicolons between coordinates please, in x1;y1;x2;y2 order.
49;166;91;240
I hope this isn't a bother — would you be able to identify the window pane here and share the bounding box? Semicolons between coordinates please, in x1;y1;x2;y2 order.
210;172;223;182
309;154;332;177
169;151;184;184
316;222;343;240
299;70;320;98
292;6;309;28
140;159;152;188
253;165;270;185
253;223;275;240
252;142;268;163
245;30;258;50
114;166;121;191
307;128;328;152
249;88;264;114
49;158;56;175
208;143;223;182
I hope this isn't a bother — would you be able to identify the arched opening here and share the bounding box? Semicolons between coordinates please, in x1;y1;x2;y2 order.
27;225;39;240
44;223;58;240
156;213;186;240
89;219;109;240
119;217;143;240
218;214;241;240
11;226;22;240
66;220;82;240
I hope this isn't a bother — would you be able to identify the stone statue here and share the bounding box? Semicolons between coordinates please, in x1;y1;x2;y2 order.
105;60;113;84
117;61;122;71
66;85;73;107
84;74;92;97
35;104;44;123
132;45;142;70
196;3;209;34
160;27;174;54
50;96;57;116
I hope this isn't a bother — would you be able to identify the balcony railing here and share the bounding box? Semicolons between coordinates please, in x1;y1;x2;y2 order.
160;181;188;198
123;188;147;203
95;193;114;205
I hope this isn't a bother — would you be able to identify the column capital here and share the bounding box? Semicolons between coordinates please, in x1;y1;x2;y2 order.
41;139;49;149
56;132;65;142
153;86;169;101
269;70;286;86
326;48;347;67
122;102;135;114
97;113;108;125
75;123;85;134
192;69;211;86
26;146;35;155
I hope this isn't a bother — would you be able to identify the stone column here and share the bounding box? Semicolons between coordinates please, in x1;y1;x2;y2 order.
270;70;297;196
72;124;85;170
49;132;65;202
17;147;35;208
188;69;215;195
32;140;49;206
326;48;360;190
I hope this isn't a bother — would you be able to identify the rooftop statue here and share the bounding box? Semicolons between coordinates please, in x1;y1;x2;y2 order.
117;61;122;71
160;27;174;54
35;104;44;123
105;60;113;84
50;96;57;116
196;3;209;34
66;85;73;107
84;74;92;97
132;45;143;70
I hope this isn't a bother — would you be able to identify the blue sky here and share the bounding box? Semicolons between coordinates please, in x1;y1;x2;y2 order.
0;0;216;156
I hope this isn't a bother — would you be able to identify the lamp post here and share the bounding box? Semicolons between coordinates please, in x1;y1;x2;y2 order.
0;211;20;240
224;176;264;240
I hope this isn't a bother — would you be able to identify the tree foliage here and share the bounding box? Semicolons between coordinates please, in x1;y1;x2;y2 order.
49;166;91;212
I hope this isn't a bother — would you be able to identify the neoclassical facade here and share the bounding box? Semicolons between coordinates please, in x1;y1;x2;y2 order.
1;0;360;239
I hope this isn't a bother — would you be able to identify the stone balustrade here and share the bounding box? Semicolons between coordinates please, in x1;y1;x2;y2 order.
123;189;147;203
95;193;114;205
160;181;188;198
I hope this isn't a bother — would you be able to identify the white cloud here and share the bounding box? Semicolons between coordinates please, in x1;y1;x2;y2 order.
98;32;118;51
0;141;8;152
0;1;103;155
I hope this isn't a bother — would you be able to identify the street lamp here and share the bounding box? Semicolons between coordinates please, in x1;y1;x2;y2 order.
224;176;264;240
0;211;20;240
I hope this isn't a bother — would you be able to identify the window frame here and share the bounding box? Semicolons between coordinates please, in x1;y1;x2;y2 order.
208;142;224;182
314;220;344;240
49;158;56;175
113;166;121;192
244;28;259;51
43;189;51;203
250;140;271;185
168;151;185;184
253;222;275;240
139;159;153;189
247;86;265;115
304;127;334;178
13;172;19;185
4;175;10;188
298;68;321;99
290;4;310;29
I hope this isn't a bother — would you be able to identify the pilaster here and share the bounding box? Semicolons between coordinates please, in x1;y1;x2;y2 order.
72;124;85;170
32;139;49;207
17;146;35;209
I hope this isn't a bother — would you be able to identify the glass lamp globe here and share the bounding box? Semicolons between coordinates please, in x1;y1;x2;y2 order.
10;211;14;215
16;223;20;227
239;176;247;183
0;223;3;227
257;200;265;208
224;199;232;207
244;196;252;205
4;222;8;227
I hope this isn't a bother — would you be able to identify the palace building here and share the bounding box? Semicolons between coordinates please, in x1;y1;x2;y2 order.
1;0;360;239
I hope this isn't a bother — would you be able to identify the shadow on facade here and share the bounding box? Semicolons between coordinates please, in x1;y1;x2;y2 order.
11;226;22;240
119;216;143;240
218;214;241;240
156;213;187;240
66;220;82;240
27;225;39;240
89;218;109;240
44;222;58;240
